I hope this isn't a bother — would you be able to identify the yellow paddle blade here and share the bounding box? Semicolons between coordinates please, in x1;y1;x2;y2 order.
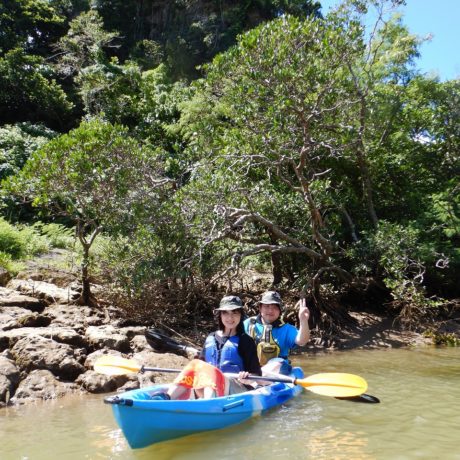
297;372;368;397
94;355;142;376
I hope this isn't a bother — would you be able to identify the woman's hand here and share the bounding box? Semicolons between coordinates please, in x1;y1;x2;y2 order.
237;371;250;380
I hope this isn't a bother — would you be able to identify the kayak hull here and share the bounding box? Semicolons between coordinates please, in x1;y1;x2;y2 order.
106;367;304;449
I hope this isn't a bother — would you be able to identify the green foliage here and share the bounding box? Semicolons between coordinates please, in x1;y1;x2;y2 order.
176;6;458;302
0;0;66;55
55;10;118;77
0;123;56;181
347;221;444;326
1;0;459;327
32;222;75;249
0;250;23;275
76;60;190;164
129;40;164;70
424;331;460;347
429;186;460;240
93;0;320;79
0;217;25;258
0;49;73;128
0;217;50;259
3;118;171;303
7;119;166;234
77;60;143;125
0;218;76;274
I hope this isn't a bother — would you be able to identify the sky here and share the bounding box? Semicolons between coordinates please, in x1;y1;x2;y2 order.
318;0;460;81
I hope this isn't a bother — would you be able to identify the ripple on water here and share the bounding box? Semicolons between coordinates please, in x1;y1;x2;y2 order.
2;348;460;460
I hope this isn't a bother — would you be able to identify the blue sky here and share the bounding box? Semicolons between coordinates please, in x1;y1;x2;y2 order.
319;0;460;81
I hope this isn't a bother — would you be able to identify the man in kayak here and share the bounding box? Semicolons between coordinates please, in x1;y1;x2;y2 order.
153;295;262;399
244;291;310;375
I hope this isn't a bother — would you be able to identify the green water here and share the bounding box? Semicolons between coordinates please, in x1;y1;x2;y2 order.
1;347;459;460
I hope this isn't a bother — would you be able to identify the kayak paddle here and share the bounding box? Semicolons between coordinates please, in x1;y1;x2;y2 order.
144;328;379;402
94;355;182;375
94;355;368;398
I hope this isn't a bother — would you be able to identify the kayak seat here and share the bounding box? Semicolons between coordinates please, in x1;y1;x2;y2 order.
150;392;170;400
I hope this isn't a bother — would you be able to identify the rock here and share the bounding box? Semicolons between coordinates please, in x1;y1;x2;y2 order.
0;354;20;405
119;326;148;339
85;325;131;352
10;335;86;380
16;313;52;328
84;350;125;372
0;287;46;312
43;303;106;330
7;279;79;305
10;369;80;404
76;370;134;393
0;267;11;286
0;307;33;331
130;334;150;352
81;351;140;392
0;309;52;332
0;326;88;351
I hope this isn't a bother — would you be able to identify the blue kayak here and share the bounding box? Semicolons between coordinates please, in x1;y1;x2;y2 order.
104;367;304;449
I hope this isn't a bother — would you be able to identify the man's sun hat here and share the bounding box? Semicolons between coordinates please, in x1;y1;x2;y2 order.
258;291;283;311
215;295;243;311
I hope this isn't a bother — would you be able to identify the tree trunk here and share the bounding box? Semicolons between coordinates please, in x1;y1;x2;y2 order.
356;93;379;229
269;232;283;286
76;221;101;308
81;243;92;306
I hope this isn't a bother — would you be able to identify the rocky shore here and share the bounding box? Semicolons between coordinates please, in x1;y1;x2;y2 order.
0;272;190;407
1;258;458;408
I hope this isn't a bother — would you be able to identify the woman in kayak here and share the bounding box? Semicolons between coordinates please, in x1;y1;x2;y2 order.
154;295;262;399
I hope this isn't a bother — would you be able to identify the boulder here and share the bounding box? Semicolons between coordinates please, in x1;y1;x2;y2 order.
10;369;80;404
85;325;131;352
76;370;135;393
0;287;46;312
7;279;79;305
0;353;20;405
0;306;36;331
11;335;86;380
0;267;11;286
0;326;88;350
130;334;150;352
44;303;106;330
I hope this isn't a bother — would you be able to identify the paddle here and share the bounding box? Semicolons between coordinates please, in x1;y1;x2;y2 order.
145;328;199;357
94;355;368;398
144;328;380;403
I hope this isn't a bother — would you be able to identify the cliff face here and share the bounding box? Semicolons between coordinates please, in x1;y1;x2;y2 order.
97;0;317;77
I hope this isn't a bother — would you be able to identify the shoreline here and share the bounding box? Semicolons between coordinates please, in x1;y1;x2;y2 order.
1;260;458;407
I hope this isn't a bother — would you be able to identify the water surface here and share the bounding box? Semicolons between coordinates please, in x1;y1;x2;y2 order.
2;347;459;459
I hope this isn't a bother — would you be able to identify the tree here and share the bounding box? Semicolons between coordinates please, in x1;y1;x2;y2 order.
173;1;449;325
4;119;171;306
0;0;66;56
179;13;367;290
54;10;118;78
0;123;56;182
0;49;73;128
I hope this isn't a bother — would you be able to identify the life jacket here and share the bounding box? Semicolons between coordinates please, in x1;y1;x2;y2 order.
203;334;244;373
247;316;285;366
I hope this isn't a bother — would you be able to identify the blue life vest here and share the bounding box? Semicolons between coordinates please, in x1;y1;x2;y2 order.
244;316;298;360
203;334;244;373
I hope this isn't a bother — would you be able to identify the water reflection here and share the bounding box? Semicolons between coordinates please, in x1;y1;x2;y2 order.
1;347;460;460
306;427;372;460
